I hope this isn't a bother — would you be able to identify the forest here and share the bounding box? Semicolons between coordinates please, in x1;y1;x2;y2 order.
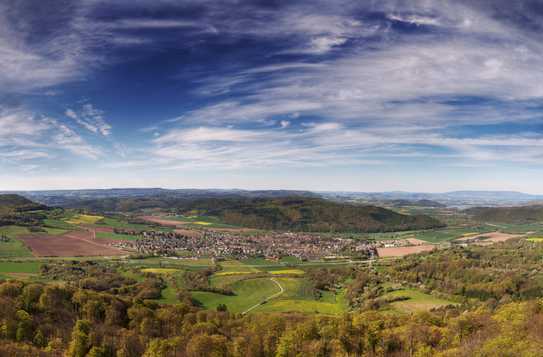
2;239;543;356
42;195;444;233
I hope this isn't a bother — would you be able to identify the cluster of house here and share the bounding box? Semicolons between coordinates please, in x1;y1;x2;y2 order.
110;228;378;260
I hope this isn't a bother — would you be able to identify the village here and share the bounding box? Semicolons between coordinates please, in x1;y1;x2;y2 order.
108;227;424;260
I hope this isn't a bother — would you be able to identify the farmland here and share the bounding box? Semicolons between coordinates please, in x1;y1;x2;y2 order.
0;226;32;257
382;288;457;313
3;197;543;356
65;214;104;225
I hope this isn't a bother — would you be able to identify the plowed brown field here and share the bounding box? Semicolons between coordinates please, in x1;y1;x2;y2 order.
19;230;127;257
377;245;435;257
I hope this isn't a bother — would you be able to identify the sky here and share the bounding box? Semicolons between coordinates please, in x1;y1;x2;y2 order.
2;0;543;193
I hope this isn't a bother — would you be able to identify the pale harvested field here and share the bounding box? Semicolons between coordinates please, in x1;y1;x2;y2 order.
455;231;524;245
377;245;435;257
19;230;126;257
140;216;187;227
406;238;428;246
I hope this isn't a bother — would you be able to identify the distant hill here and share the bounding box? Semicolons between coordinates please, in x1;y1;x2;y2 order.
39;195;444;233
0;194;46;214
181;197;445;233
465;205;543;224
389;199;446;208
0;194;48;227
320;190;543;207
7;188;318;207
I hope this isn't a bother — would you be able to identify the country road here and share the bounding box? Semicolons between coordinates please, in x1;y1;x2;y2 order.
242;278;284;315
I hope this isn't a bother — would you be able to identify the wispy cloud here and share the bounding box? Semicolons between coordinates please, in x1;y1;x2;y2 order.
65;104;112;136
0;108;102;166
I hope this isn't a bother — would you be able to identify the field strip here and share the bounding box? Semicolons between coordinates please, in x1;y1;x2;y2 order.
66;229;125;252
242;278;284;315
240;259;373;268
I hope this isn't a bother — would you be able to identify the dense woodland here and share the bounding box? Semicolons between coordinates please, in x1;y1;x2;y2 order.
0;273;542;356
0;195;49;228
45;195;444;233
3;240;543;356
466;205;543;223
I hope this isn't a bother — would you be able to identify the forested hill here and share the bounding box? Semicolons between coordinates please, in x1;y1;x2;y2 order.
0;194;47;215
466;205;543;223
205;197;445;232
71;195;442;232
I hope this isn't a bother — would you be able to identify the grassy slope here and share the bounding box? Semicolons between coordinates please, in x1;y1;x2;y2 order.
255;277;347;315
382;289;457;313
0;226;32;258
96;232;139;241
192;278;280;313
0;261;41;273
414;226;494;243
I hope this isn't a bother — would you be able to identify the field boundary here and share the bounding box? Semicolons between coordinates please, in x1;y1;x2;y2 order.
242;278;284;315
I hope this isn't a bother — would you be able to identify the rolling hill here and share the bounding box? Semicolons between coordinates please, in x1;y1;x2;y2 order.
0;194;48;226
37;195;444;233
466;205;543;224
211;197;444;232
0;194;47;214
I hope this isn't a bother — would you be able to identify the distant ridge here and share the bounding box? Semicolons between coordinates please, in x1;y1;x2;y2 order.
3;188;542;208
465;205;543;224
320;190;543;207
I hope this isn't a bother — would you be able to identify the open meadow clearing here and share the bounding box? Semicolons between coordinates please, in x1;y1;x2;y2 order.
0;261;42;280
192;277;281;313
0;226;33;258
253;277;347;315
382;289;457;313
200;272;348;315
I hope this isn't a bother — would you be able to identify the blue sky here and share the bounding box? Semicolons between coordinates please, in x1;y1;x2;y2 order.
2;0;543;192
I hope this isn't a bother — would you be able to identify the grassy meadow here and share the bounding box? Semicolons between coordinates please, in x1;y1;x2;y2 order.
382;288;458;313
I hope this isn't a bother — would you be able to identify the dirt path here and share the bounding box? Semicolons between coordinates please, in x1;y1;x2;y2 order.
242;278;284;315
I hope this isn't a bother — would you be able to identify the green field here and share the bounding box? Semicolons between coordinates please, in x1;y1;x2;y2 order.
192;277;281;313
98;217;172;232
158;285;179;304
96;231;139;241
413;226;493;243
0;226;32;258
0;261;42;280
196;272;348;315
255;278;347;315
168;215;242;229
382;289;457;313
0;261;41;273
44;218;77;230
125;257;214;270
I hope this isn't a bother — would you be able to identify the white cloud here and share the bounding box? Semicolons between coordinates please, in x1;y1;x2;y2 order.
387;14;441;26
65;104;112;136
0;108;102;164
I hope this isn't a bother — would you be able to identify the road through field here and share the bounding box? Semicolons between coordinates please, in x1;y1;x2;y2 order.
242;278;284;315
